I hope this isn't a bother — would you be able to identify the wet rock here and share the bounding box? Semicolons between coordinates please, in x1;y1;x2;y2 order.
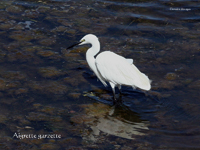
0;1;12;9
22;138;43;146
37;6;51;13
26;112;50;121
58;137;78;147
7;50;34;62
0;92;3;97
154;80;181;90
28;81;68;95
70;114;94;124
57;108;68;116
15;88;28;95
63;52;82;62
3;41;32;51
0;21;15;30
70;47;88;53
33;103;42;109
40;143;59;150
3;42;19;51
6;81;21;89
51;26;68;33
68;92;81;99
164;72;178;80
0;50;6;62
32;31;47;41
0;98;17;105
38;67;65;78
182;78;193;85
188;80;200;89
49;8;69;17
27;81;42;91
22;9;39;18
12;24;25;30
49;116;62;122
0;114;8;123
59;18;72;26
0;71;26;80
37;50;56;57
40;106;55;115
66;146;84;150
19;118;31;126
76;18;91;28
0;78;6;90
24;46;38;53
63;70;88;88
65;29;77;35
6;5;25;14
9;30;35;41
38;37;56;46
12;114;30;124
63;77;79;87
81;103;110;117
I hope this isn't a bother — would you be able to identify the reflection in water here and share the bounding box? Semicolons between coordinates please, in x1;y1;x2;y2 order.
77;103;149;141
90;115;148;140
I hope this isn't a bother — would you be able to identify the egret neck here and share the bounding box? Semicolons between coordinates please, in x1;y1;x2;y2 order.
86;39;100;74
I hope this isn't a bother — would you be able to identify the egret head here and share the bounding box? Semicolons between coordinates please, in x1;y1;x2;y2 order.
79;34;98;46
67;34;99;49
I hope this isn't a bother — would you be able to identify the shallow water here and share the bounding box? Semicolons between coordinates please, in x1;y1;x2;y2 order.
0;0;200;149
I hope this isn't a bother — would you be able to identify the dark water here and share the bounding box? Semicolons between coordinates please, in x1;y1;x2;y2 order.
0;0;200;149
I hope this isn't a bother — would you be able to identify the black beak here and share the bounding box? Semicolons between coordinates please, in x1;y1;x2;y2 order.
67;41;82;49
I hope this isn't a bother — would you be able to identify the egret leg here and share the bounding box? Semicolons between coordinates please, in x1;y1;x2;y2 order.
117;85;122;94
109;82;116;101
117;85;123;103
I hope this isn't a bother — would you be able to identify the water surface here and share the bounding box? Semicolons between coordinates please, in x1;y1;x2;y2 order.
0;0;200;149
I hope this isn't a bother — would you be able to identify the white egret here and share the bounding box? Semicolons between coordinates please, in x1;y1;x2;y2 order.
67;34;151;101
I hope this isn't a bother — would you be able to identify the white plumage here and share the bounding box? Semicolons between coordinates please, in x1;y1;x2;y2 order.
96;51;151;90
68;34;151;101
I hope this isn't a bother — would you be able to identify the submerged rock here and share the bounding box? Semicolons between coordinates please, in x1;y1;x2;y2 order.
22;9;39;18
165;72;178;80
40;106;56;115
40;143;59;150
51;26;68;33
0;114;8;123
188;80;200;89
38;67;65;78
70;114;94;124
26;112;50;121
154;80;181;90
0;78;6;91
0;71;26;80
15;88;28;95
28;81;68;95
81;103;111;117
6;5;25;14
68;92;81;99
37;50;56;57
38;37;56;46
9;30;35;41
37;6;51;13
7;50;35;62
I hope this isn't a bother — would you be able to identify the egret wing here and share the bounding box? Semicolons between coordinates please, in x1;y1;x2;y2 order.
95;51;151;90
126;59;133;64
